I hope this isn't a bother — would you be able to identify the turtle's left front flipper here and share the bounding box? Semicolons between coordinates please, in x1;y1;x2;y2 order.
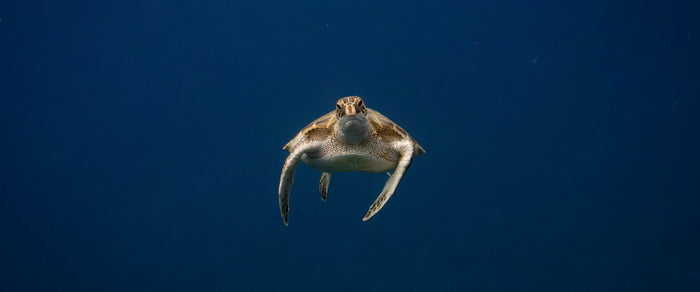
362;141;416;221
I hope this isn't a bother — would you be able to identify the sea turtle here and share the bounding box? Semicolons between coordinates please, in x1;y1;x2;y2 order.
278;96;425;225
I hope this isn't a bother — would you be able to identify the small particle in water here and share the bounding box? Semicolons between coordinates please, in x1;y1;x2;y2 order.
688;269;699;278
532;56;540;64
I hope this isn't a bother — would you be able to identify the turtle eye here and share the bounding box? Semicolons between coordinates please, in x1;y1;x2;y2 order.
357;100;363;107
336;104;342;110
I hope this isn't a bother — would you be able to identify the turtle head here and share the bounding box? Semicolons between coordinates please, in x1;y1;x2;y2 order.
335;96;369;144
335;96;367;119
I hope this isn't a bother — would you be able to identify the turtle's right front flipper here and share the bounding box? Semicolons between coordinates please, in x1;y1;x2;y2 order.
319;172;333;201
279;143;320;226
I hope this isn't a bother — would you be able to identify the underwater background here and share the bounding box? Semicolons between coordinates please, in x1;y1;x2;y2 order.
1;0;699;291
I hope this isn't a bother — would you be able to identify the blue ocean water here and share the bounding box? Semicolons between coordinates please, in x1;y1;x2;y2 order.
1;0;699;291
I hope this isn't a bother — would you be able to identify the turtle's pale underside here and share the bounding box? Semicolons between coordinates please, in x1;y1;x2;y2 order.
278;96;425;225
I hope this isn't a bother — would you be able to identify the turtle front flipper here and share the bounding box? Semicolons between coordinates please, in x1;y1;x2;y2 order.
362;141;416;221
279;143;320;226
319;172;333;201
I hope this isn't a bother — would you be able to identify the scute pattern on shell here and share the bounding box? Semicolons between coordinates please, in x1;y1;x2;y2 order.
283;108;425;157
283;111;336;152
366;109;425;156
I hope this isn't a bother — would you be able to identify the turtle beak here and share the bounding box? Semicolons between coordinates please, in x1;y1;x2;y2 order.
344;104;357;116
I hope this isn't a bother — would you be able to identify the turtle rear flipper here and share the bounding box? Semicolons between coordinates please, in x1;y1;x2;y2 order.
319;172;333;201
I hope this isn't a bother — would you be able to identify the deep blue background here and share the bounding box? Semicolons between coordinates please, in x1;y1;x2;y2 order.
1;0;699;291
